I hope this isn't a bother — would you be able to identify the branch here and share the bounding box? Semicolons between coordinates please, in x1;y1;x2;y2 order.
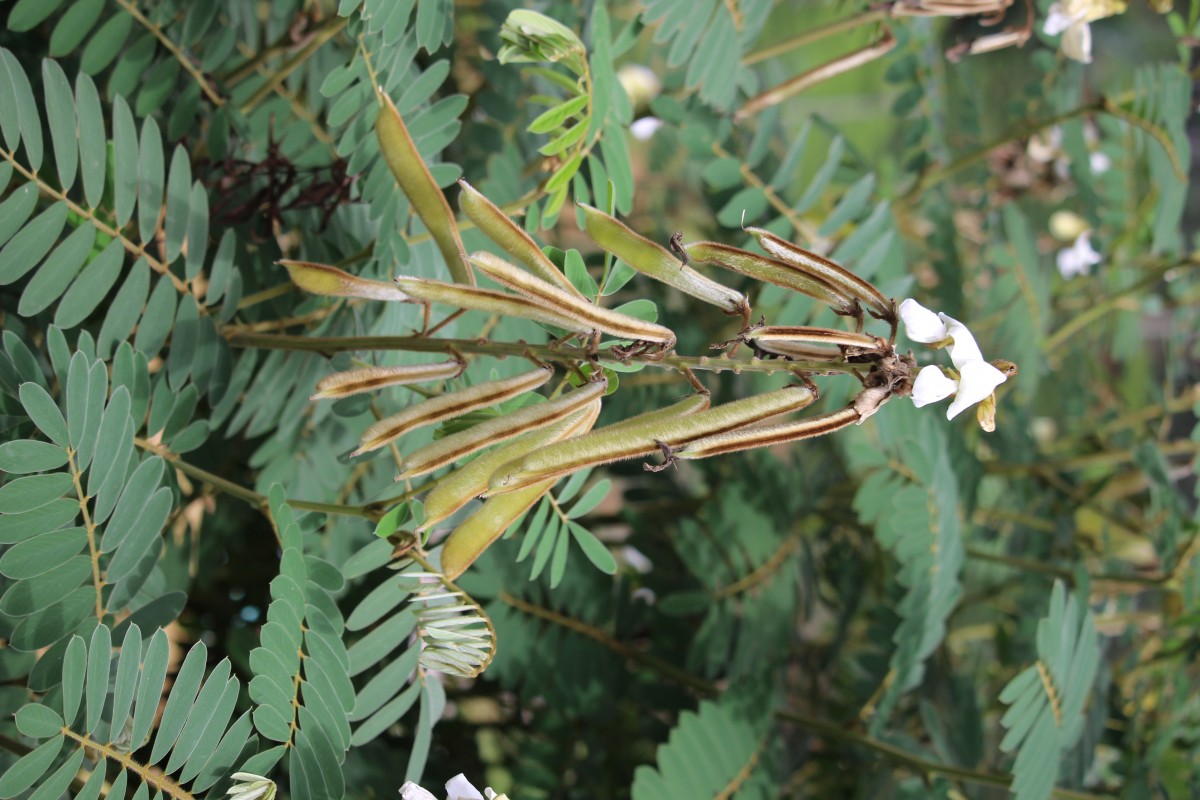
113;0;224;107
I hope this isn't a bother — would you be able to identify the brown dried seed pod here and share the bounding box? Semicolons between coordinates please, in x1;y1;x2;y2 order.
684;241;857;316
310;360;465;401
396;377;609;480
469;252;677;347
394;275;597;336
746;326;887;352
353;367;552;457
676;405;861;460
457;179;585;299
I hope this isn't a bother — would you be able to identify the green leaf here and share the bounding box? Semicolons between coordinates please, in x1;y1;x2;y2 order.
818;173;877;237
87;386;132;496
1;48;43;170
104;487;171;582
548;523;570;588
0;183;39;249
80;12;133;75
111;94;138;227
137;116;164;243
164;145;192;263
56;238;125;328
793;135;844;215
566;478;610;519
48;0;105;56
85;624;111;735
96;257;149;358
7;0;72;31
74;72;106;207
0;555;90;616
19;223;96;316
529;93;589;134
0;735;65;798
0;473;74;514
62;633;86;723
0;202;69;285
19;382;69;445
109;623;142;741
41;59;78;190
568;522;617;574
0;504;80;546
26;748;84;800
0;527;87;579
185;181;209;278
149;640;208;764
14;703;65;739
0;440;69;473
539;118;588;156
131;629;170;749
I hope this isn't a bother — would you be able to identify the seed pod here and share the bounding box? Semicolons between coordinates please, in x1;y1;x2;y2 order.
353;367;552;457
488;385;816;494
577;203;747;315
394;275;597;336
420;402;601;531
684;241;857;316
376;93;474;285
281;260;414;302
470;252;677;347
677;405;861;460
439;476;554;580
746;326;887;352
396;376;608;480
311;360;466;400
749;340;843;361
457;179;585;299
743;226;894;321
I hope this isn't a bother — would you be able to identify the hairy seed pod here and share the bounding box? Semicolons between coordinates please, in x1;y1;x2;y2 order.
751;340;844;361
577;203;747;315
396;377;609;480
743;227;894;321
376;93;474;285
281;260;414;302
439;476;554;580
353;367;552;457
419;402;601;532
684;241;857;316
394;275;598;335
457;180;585;299
311;360;466;400
488;386;817;493
746;326;887;352
470;252;677;347
677;405;861;459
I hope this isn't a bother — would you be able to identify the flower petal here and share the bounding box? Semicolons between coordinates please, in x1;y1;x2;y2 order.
399;783;438;800
946;360;1008;420
1042;4;1074;34
899;298;949;343
1056;232;1102;279
1061;21;1092;63
911;365;957;408
446;775;485;800
938;314;984;368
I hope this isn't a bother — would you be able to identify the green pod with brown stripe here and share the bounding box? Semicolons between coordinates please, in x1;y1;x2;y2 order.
440;475;557;580
743;227;894;321
676;405;861;460
457;179;585;299
394;275;597;336
578;203;747;315
469;252;676;347
353;366;552;457
396;377;608;480
487;386;817;494
281;260;415;302
419;402;601;531
684;241;857;317
376;93;474;285
311;360;465;400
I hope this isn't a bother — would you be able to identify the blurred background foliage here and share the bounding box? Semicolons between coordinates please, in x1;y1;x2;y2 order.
0;0;1198;798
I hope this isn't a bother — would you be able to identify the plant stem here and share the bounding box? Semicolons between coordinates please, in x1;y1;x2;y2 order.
742;8;888;65
225;332;860;379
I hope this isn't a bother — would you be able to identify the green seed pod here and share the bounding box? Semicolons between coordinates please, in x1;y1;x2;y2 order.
684;241;857;316
394;275;597;336
488;385;816;494
311;360;466;400
743;227;894;321
577;203;747;315
376;93;474;285
440;476;557;580
457;179;585;299
281;260;414;302
396;377;609;480
420;402;601;532
676;406;860;460
354;367;552;457
746;326;886;352
469;252;677;347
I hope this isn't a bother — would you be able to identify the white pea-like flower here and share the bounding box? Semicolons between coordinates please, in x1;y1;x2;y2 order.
1042;0;1127;64
1056;231;1102;279
899;299;1010;423
400;775;508;800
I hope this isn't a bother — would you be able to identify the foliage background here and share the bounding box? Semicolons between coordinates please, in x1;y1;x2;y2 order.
0;0;1198;798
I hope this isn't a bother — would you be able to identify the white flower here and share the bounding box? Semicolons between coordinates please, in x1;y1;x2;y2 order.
1056;231;1101;279
446;775;484;800
1043;0;1127;64
630;116;663;140
228;773;277;800
900;299;1010;422
400;784;438;800
1089;150;1111;174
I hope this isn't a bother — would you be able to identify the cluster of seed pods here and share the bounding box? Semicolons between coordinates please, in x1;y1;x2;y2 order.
280;92;916;579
